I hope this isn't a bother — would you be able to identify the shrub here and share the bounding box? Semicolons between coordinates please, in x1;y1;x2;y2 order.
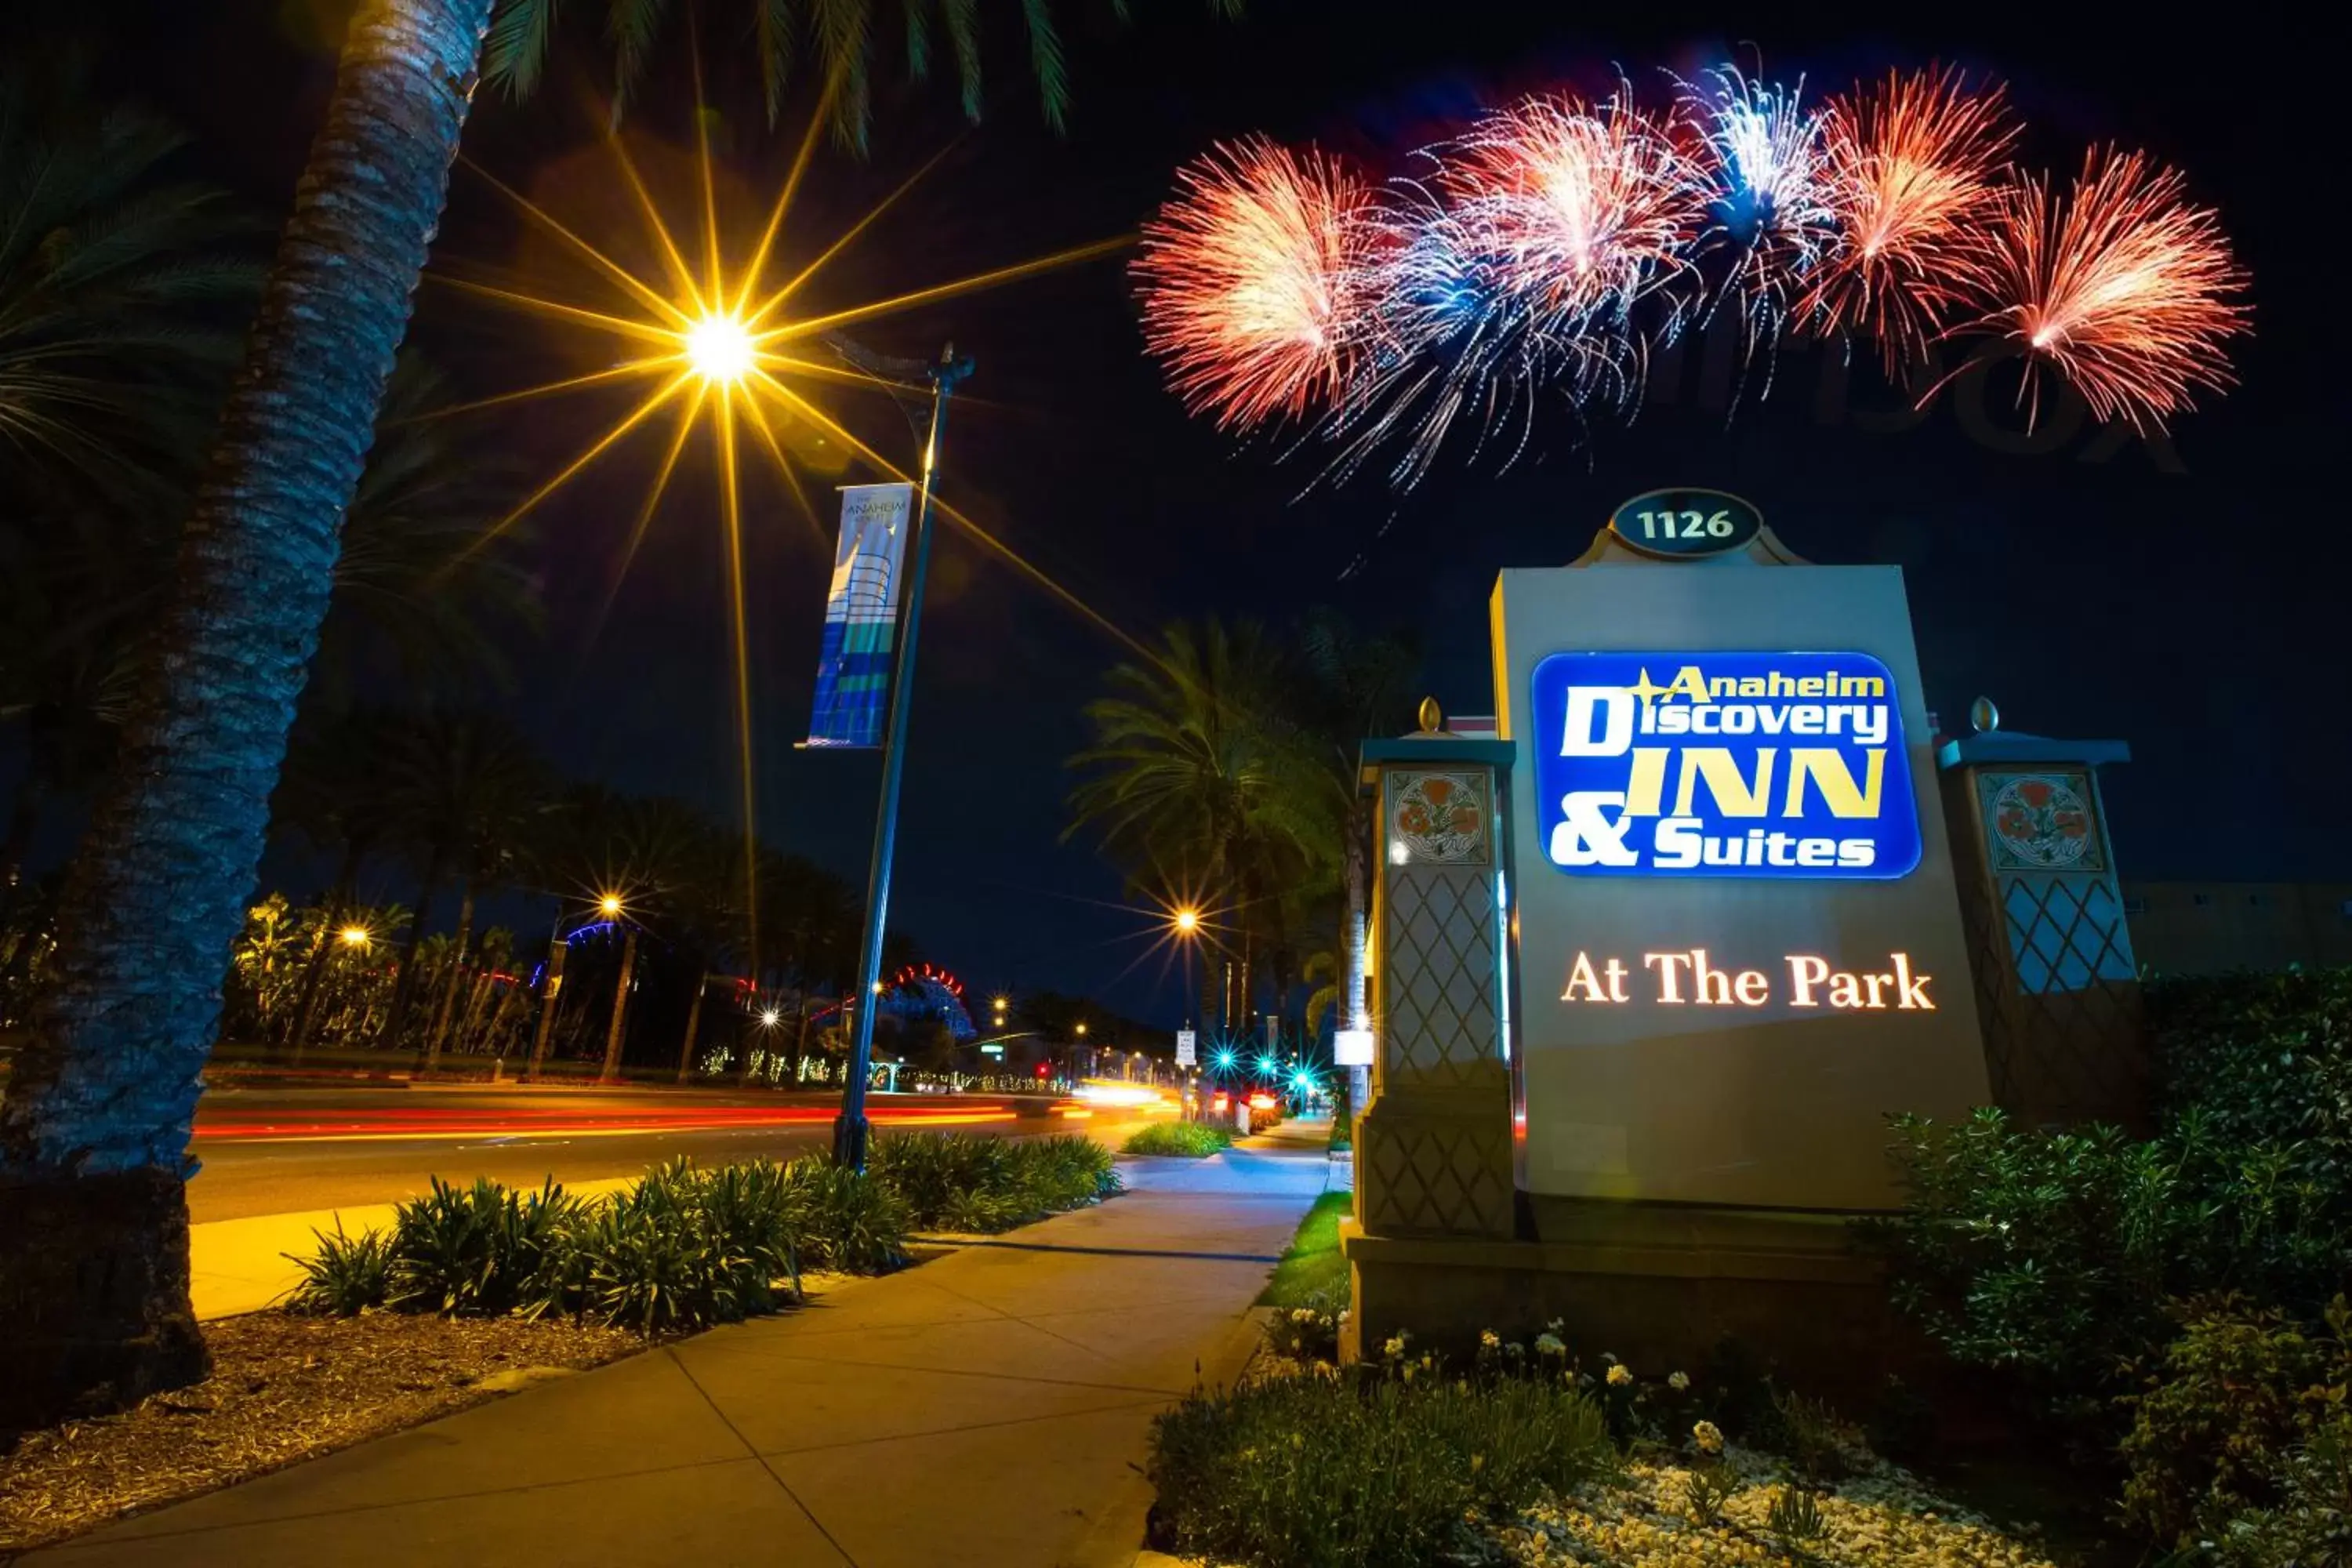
867;1131;1118;1232
2205;1414;2352;1568
282;1220;391;1315
1125;1121;1234;1158
783;1157;911;1273
1858;1107;2352;1436
1149;1369;1616;1568
2151;967;2352;1163
2118;1296;2351;1552
386;1176;580;1317
561;1160;805;1332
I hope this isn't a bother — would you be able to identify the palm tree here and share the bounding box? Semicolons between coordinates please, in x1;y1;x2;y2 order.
310;353;543;708
1066;619;1336;1031
373;713;550;1062
0;0;1232;1430
1295;608;1418;1073
0;54;257;926
270;710;405;1062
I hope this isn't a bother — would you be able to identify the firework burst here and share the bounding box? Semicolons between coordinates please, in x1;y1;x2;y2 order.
1971;146;2249;431
1446;89;1701;331
1134;137;1384;432
1680;66;1838;350
1326;91;1697;488
1812;67;2017;371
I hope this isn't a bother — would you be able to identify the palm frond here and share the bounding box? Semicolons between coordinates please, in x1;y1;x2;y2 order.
483;0;564;97
1020;0;1072;133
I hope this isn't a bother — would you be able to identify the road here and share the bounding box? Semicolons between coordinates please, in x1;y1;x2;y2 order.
187;1083;1163;1223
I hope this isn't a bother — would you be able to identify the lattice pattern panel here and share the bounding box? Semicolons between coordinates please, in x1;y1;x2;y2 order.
1358;1115;1515;1238
1380;863;1501;1092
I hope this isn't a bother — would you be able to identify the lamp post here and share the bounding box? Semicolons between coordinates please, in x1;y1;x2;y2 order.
833;344;975;1170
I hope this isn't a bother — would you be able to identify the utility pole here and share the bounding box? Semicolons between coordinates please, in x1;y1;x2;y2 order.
833;344;975;1170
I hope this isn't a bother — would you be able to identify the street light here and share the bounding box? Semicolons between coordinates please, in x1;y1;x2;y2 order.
597;891;624;920
684;313;754;383
1171;906;1200;935
339;924;371;949
833;344;977;1171
760;1006;782;1029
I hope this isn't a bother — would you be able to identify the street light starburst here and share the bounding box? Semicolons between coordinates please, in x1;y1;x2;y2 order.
684;312;756;383
430;96;1127;976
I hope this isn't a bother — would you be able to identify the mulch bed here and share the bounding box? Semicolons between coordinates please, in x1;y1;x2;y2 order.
0;1312;648;1555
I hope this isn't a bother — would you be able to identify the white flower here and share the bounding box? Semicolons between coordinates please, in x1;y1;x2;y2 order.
1535;1332;1567;1358
1668;1370;1690;1392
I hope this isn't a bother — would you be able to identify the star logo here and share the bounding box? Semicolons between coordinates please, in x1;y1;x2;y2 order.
1628;667;1670;706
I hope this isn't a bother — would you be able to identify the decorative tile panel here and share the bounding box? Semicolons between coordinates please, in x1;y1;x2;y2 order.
1386;770;1491;866
1980;770;2107;873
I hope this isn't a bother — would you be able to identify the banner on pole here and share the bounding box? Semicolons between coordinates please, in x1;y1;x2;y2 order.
1176;1029;1196;1067
804;482;916;748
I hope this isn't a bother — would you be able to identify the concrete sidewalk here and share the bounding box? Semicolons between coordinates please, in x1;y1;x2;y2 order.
32;1123;1337;1568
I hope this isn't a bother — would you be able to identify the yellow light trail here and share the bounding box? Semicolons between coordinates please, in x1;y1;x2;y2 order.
431;88;1146;973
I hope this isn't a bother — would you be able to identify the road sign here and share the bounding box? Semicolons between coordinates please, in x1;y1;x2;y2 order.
1175;1029;1196;1066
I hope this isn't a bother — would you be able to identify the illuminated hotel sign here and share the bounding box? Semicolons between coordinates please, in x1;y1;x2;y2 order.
1530;651;1922;880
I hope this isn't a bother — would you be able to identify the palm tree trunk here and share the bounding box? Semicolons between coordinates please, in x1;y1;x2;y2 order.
0;0;498;1429
286;837;368;1063
598;926;638;1083
421;877;474;1073
674;970;710;1084
526;934;566;1081
379;853;444;1051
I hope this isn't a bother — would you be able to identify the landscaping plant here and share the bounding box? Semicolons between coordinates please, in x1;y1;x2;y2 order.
1123;1120;1234;1158
866;1131;1119;1232
386;1176;580;1318
281;1219;392;1316
1149;1367;1615;1568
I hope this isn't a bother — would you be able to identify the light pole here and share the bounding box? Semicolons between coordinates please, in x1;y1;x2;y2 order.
833;343;975;1170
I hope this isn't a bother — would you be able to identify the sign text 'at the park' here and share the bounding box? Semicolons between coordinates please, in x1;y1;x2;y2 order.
1559;948;1938;1010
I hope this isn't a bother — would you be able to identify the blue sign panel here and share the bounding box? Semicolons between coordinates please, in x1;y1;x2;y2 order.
1530;651;1922;880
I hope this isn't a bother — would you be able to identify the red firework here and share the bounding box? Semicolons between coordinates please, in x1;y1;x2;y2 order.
1973;147;2249;431
1812;67;2017;370
1443;89;1700;326
1133;138;1382;432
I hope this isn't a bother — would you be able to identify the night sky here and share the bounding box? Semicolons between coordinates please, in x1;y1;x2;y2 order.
64;2;2348;1022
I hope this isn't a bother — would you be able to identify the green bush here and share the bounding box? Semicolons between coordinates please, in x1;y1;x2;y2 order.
866;1131;1118;1232
386;1176;581;1317
2118;1296;2352;1552
1858;1106;2352;1434
1149;1370;1616;1568
282;1219;392;1315
1124;1120;1235;1158
563;1160;804;1332
2204;1414;2352;1568
782;1156;912;1273
2151;967;2352;1162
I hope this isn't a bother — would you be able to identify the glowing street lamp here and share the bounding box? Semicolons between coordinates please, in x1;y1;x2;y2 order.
684;312;755;383
759;1007;783;1029
1171;906;1201;936
597;891;625;920
339;924;372;949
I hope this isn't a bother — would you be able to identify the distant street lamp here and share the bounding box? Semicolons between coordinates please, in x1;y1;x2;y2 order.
339;924;372;949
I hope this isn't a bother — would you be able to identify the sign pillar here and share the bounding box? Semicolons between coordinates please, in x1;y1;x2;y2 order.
1346;711;1521;1332
1937;710;2147;1130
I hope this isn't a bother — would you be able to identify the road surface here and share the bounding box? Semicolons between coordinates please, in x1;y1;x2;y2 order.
187;1083;1160;1223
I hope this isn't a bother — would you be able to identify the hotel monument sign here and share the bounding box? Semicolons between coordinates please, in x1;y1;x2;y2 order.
1490;500;1989;1212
